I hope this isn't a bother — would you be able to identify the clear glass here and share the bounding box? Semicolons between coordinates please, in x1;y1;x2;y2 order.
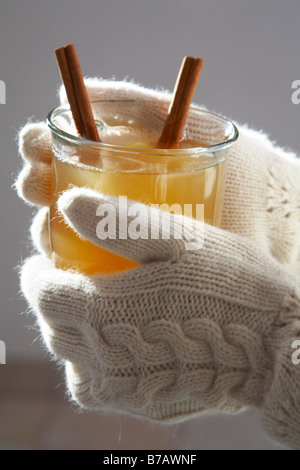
47;100;238;275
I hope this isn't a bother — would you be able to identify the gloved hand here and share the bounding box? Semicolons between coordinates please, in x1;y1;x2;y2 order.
16;79;300;268
16;80;300;449
22;188;300;449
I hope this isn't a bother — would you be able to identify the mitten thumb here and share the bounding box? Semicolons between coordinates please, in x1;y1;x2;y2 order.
58;187;204;264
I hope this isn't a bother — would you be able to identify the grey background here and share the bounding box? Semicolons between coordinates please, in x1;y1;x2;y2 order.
0;0;298;449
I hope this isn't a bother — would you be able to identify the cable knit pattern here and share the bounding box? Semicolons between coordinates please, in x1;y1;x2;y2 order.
16;79;300;449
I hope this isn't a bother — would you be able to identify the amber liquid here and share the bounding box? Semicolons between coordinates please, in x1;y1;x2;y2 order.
49;140;228;274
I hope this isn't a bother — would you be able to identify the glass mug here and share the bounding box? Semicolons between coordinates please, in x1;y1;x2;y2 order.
47;100;238;275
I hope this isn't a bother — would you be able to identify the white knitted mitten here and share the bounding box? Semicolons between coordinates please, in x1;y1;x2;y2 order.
16;80;300;449
21;188;300;449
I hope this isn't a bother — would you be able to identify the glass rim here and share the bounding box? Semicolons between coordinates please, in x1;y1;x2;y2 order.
47;99;239;156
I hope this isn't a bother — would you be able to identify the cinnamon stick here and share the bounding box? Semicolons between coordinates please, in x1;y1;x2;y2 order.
157;56;204;149
55;43;101;142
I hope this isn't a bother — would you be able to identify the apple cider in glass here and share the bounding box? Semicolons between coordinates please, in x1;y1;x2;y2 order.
47;101;238;275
